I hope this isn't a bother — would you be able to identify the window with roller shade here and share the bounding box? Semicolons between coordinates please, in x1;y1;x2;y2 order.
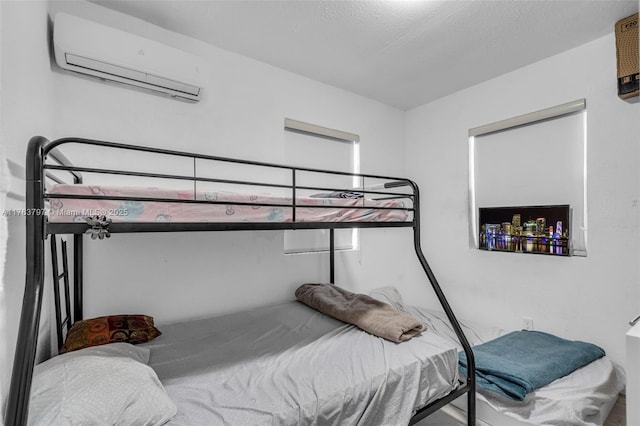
283;122;360;254
469;102;587;256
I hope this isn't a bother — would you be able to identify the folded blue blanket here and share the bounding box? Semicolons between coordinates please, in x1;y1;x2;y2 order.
458;330;605;401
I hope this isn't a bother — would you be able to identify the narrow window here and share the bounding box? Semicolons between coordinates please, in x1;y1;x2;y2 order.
283;119;360;254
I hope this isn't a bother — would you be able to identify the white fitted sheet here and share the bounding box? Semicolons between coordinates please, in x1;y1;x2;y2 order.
141;301;460;426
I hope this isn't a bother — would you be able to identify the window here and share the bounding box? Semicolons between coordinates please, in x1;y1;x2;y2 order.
469;100;587;256
283;119;360;254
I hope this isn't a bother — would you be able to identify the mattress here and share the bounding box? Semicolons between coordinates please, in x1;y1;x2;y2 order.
46;184;409;224
140;301;459;426
405;307;625;426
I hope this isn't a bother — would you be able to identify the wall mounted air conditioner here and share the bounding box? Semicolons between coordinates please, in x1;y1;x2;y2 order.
53;13;204;102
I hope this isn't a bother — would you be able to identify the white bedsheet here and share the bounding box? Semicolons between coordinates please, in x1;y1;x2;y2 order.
141;301;459;426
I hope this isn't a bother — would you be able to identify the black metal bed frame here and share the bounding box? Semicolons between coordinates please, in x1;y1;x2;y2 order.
5;136;476;426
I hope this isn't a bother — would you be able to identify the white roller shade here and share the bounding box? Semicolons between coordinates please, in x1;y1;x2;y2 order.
470;103;587;256
284;120;359;254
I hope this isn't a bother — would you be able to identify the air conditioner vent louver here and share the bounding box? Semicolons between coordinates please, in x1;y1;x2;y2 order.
64;54;201;97
54;13;204;101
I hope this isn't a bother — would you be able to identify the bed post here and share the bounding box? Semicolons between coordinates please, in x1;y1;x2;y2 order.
72;175;83;321
5;136;49;426
73;235;83;320
329;228;335;283
410;181;476;426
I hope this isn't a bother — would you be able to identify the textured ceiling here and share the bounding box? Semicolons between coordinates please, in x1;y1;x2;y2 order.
89;0;638;110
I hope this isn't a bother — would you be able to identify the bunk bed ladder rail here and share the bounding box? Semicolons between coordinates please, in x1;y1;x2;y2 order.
50;236;73;350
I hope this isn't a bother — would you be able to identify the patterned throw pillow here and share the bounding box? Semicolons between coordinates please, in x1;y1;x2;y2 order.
61;315;161;353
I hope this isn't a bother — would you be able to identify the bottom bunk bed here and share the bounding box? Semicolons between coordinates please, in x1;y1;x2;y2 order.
26;292;462;425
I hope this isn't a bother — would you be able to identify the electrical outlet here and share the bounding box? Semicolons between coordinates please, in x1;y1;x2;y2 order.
522;317;534;331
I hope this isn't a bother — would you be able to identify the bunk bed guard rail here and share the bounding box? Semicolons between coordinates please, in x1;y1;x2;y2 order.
5;136;476;426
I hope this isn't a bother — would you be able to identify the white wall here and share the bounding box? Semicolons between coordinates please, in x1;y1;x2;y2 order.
0;1;55;420
0;0;408;413
405;33;640;367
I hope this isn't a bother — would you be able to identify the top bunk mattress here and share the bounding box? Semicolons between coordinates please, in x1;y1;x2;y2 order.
140;300;459;426
46;184;410;224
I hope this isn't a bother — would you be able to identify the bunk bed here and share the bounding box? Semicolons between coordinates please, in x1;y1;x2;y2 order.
5;136;477;426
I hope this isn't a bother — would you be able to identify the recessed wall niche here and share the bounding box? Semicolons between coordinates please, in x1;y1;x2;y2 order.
479;205;570;256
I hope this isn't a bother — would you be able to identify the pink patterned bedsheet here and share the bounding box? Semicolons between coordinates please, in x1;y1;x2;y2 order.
47;184;410;224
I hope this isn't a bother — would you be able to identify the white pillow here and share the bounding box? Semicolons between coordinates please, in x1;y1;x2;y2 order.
28;343;176;425
368;286;408;311
56;341;151;364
